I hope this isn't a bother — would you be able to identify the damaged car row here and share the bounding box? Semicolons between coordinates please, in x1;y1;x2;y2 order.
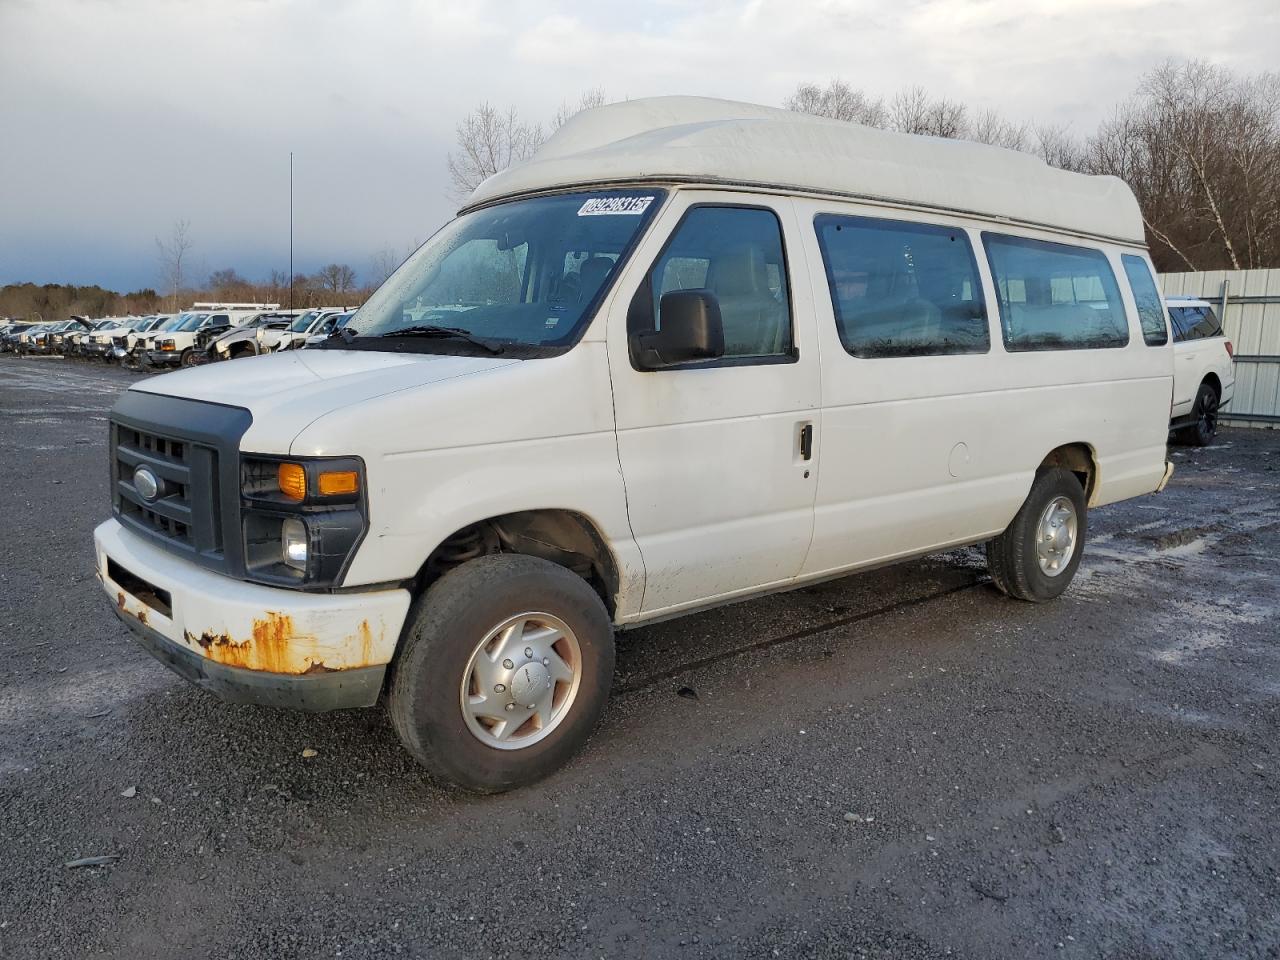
0;303;358;368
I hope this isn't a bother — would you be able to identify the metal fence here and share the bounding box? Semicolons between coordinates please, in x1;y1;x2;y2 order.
1160;268;1280;427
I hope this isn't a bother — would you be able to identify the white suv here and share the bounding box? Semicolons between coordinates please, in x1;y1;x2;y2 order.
1166;296;1234;446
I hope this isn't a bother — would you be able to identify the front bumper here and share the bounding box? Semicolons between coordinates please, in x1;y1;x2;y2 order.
146;349;182;366
95;518;412;710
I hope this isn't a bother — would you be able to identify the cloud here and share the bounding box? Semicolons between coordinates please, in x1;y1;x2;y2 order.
0;0;1275;289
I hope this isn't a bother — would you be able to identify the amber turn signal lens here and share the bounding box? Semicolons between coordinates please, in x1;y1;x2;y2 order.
317;470;359;496
278;462;307;501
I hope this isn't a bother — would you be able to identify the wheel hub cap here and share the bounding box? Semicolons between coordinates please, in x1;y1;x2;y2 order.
1035;497;1077;577
459;612;581;750
508;660;551;705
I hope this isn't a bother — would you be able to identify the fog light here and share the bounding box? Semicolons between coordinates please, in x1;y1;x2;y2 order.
281;517;308;570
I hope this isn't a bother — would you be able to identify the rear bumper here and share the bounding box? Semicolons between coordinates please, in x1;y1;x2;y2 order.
95;518;412;711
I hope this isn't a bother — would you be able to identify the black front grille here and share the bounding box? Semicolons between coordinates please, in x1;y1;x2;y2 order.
114;424;210;552
109;391;253;578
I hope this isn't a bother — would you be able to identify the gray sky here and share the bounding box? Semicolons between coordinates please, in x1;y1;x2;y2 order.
2;0;1276;291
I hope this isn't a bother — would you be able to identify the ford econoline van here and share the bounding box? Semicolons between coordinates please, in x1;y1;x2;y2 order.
95;97;1175;792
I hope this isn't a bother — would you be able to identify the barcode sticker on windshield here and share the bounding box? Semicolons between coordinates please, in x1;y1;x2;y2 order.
577;196;654;216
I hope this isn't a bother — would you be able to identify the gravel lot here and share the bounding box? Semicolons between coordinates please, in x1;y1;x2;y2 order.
1;355;1278;960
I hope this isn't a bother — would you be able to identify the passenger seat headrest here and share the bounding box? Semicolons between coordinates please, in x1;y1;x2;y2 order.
710;246;770;298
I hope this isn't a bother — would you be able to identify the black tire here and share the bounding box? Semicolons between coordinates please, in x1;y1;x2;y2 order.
986;467;1087;602
1180;382;1220;447
179;348;196;368
390;554;615;793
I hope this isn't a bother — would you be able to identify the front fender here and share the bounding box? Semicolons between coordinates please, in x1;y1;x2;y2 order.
291;343;647;620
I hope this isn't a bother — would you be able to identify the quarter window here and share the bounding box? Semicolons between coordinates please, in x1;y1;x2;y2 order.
983;234;1129;351
648;206;792;360
1120;254;1168;346
815;215;988;358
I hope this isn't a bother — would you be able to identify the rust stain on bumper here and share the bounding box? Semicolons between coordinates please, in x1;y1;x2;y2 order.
181;612;385;675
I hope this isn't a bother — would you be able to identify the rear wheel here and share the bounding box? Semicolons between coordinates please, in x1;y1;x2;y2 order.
390;554;615;793
1180;382;1220;447
987;467;1087;602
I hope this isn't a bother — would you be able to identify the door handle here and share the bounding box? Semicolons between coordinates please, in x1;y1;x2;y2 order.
799;423;813;461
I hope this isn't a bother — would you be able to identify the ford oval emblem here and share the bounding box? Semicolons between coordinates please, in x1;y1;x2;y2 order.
133;465;160;502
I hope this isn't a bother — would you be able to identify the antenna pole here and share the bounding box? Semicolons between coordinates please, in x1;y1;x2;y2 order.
288;151;294;311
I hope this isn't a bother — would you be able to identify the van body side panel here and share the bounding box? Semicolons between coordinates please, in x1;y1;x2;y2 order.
796;207;1023;575
795;199;1171;577
292;344;645;616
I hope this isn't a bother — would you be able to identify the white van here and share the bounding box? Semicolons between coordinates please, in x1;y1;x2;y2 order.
94;98;1174;792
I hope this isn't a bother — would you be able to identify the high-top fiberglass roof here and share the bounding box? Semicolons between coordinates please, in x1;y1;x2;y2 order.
464;97;1144;245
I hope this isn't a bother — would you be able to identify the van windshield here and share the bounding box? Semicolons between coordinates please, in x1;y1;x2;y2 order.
343;189;665;354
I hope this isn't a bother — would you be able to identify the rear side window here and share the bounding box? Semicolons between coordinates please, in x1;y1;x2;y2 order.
648;206;792;360
983;234;1129;351
1174;305;1223;340
1120;254;1168;346
814;215;988;358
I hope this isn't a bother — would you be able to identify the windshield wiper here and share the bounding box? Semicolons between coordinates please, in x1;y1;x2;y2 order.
378;325;505;355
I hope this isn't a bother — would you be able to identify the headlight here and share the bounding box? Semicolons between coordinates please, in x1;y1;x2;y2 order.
281;517;308;570
158;339;175;351
240;455;367;587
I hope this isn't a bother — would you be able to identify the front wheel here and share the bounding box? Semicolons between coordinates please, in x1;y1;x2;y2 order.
390;554;615;793
179;348;197;368
987;467;1087;602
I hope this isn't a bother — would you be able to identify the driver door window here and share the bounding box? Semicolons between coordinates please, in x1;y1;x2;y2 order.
647;206;793;361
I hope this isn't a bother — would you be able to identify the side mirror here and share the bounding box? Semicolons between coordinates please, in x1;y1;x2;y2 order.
633;289;725;368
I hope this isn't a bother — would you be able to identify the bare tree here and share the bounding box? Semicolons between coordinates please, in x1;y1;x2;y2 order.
265;269;290;306
552;87;608;131
784;79;887;127
1031;123;1085;171
1084;60;1280;271
969;108;1029;150
888;86;967;138
368;247;401;286
155;218;192;312
207;268;249;300
447;91;614;202
446;104;544;201
315;263;358;298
